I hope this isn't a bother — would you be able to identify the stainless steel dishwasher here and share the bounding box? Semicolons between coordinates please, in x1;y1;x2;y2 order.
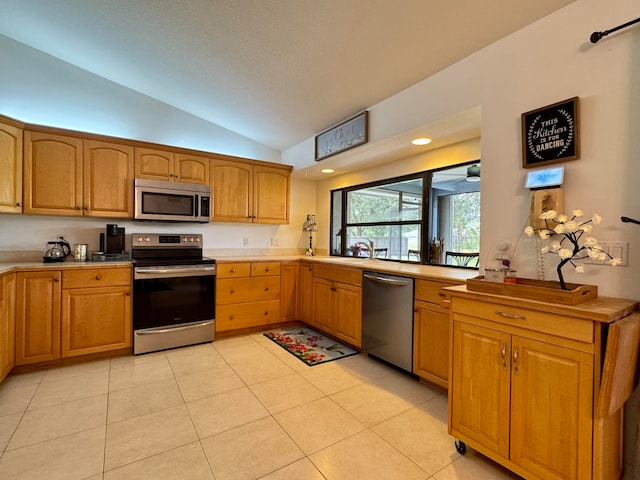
362;271;415;372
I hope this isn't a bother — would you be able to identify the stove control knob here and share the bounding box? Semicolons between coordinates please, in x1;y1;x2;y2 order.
189;237;194;242
145;236;150;242
183;237;188;243
136;236;143;243
195;237;200;243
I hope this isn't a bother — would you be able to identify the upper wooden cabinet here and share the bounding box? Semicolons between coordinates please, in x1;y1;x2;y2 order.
0;120;23;214
135;147;210;184
23;131;135;218
211;158;290;224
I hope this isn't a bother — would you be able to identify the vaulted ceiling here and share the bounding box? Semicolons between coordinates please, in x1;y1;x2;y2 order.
0;0;574;152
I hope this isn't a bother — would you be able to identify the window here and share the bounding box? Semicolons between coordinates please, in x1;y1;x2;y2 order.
330;162;480;267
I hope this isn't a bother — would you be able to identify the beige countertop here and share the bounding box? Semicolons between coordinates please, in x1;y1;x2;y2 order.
0;254;479;283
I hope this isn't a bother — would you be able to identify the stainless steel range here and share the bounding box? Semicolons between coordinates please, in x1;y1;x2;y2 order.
132;233;215;355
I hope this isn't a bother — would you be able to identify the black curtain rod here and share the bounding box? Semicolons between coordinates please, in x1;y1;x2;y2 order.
590;17;640;43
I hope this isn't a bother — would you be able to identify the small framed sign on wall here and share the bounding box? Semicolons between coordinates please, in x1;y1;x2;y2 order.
315;111;368;161
521;97;580;168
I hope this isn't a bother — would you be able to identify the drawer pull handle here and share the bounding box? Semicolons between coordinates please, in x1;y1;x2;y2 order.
438;292;445;297
512;346;520;375
96;275;102;280
495;311;526;320
264;287;269;291
230;268;236;273
230;315;235;320
501;343;508;371
265;268;269;272
264;311;269;316
230;289;235;294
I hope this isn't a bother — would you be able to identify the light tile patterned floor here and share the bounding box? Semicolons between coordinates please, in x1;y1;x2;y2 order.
0;332;523;479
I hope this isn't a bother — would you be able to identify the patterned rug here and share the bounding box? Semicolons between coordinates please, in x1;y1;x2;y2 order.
264;327;358;366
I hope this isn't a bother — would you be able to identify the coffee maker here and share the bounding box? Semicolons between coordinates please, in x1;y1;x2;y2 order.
105;224;125;254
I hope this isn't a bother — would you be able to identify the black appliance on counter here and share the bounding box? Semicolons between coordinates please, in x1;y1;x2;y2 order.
95;224;131;262
132;233;215;355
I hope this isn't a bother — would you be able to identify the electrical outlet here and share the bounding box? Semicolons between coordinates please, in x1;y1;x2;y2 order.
271;237;279;247
243;236;249;246
584;241;628;266
494;240;510;260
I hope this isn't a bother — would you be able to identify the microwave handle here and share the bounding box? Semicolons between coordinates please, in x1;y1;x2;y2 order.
194;194;199;217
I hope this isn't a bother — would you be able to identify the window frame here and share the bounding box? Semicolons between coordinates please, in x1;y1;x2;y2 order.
330;161;480;269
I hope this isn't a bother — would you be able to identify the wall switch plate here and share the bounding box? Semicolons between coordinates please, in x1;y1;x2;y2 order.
243;236;249;246
271;237;279;247
584;241;628;266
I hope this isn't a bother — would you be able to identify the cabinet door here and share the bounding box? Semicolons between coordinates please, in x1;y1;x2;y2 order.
134;147;175;181
0;121;23;214
15;271;61;365
83;140;134;218
510;337;593;480
210;159;252;222
312;277;336;334
451;321;510;458
413;300;449;389
280;261;299;322
300;262;314;324
253;165;290;224
61;286;132;357
175;153;209;184
0;274;16;381
334;283;362;347
23;131;83;216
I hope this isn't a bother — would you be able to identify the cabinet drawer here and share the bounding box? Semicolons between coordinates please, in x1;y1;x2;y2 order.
216;263;251;278
251;262;280;276
313;264;362;286
216;299;281;331
216;277;280;304
415;279;462;304
452;297;593;343
62;268;131;289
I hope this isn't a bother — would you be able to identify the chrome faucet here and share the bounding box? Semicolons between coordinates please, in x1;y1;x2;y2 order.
354;239;375;260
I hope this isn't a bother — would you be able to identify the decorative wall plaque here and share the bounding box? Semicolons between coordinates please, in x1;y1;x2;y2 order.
522;97;580;168
315;111;368;161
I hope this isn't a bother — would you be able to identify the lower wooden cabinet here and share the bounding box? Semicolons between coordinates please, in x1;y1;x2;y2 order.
413;278;463;389
280;261;299;322
61;268;132;357
15;266;132;366
299;261;314;323
0;273;16;382
310;264;362;347
215;261;282;332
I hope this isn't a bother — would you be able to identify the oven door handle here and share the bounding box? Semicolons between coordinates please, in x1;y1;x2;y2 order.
134;266;216;279
135;321;215;335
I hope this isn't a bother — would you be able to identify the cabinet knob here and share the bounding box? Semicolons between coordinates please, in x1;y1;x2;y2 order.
264;287;269;292
230;268;236;273
126;292;131;296
230;315;235;320
265;268;269;272
16;202;22;206
54;278;59;282
96;275;102;280
264;311;269;316
76;206;82;210
83;206;89;211
230;289;235;294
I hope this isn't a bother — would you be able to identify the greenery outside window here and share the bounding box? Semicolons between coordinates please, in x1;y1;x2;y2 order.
330;162;480;268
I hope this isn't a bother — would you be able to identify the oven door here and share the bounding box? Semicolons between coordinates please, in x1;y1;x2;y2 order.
133;265;215;354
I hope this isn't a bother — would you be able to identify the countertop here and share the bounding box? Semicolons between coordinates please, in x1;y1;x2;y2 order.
0;254;479;283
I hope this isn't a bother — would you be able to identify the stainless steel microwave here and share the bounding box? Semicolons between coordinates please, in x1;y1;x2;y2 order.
134;178;211;223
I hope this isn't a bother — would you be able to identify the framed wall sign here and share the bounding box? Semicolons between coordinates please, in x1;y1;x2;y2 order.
521;97;580;168
315;111;368;161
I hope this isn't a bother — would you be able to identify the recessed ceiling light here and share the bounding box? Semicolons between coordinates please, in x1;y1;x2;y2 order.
412;137;432;145
321;168;334;174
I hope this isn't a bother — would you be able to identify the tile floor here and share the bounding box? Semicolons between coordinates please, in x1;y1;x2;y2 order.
0;332;523;479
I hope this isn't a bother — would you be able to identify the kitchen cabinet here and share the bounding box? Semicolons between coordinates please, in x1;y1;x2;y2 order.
447;288;637;480
61;268;132;357
16;270;62;365
216;261;281;332
310;264;362;347
210;158;291;224
0;273;16;382
23;131;135;217
134;147;210;184
0;118;23;214
299;261;314;324
16;266;132;365
280;261;299;322
413;278;463;390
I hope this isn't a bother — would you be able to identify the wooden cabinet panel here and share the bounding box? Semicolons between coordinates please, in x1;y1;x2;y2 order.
216;263;252;278
216;300;281;331
510;337;593;480
251;262;280;276
334;283;362;346
312;264;361;286
299;262;314;324
0;273;16;381
216;277;280;305
83;140;134;217
62;267;131;289
312;277;336;334
413;300;450;389
253;165;289;224
15;271;61;365
175;153;209;184
280;261;299;322
23;131;83;216
211;159;252;222
451;321;511;458
61;285;132;357
134;147;175;181
0;121;23;213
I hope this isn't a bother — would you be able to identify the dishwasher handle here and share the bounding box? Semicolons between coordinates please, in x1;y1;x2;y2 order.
363;273;411;287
